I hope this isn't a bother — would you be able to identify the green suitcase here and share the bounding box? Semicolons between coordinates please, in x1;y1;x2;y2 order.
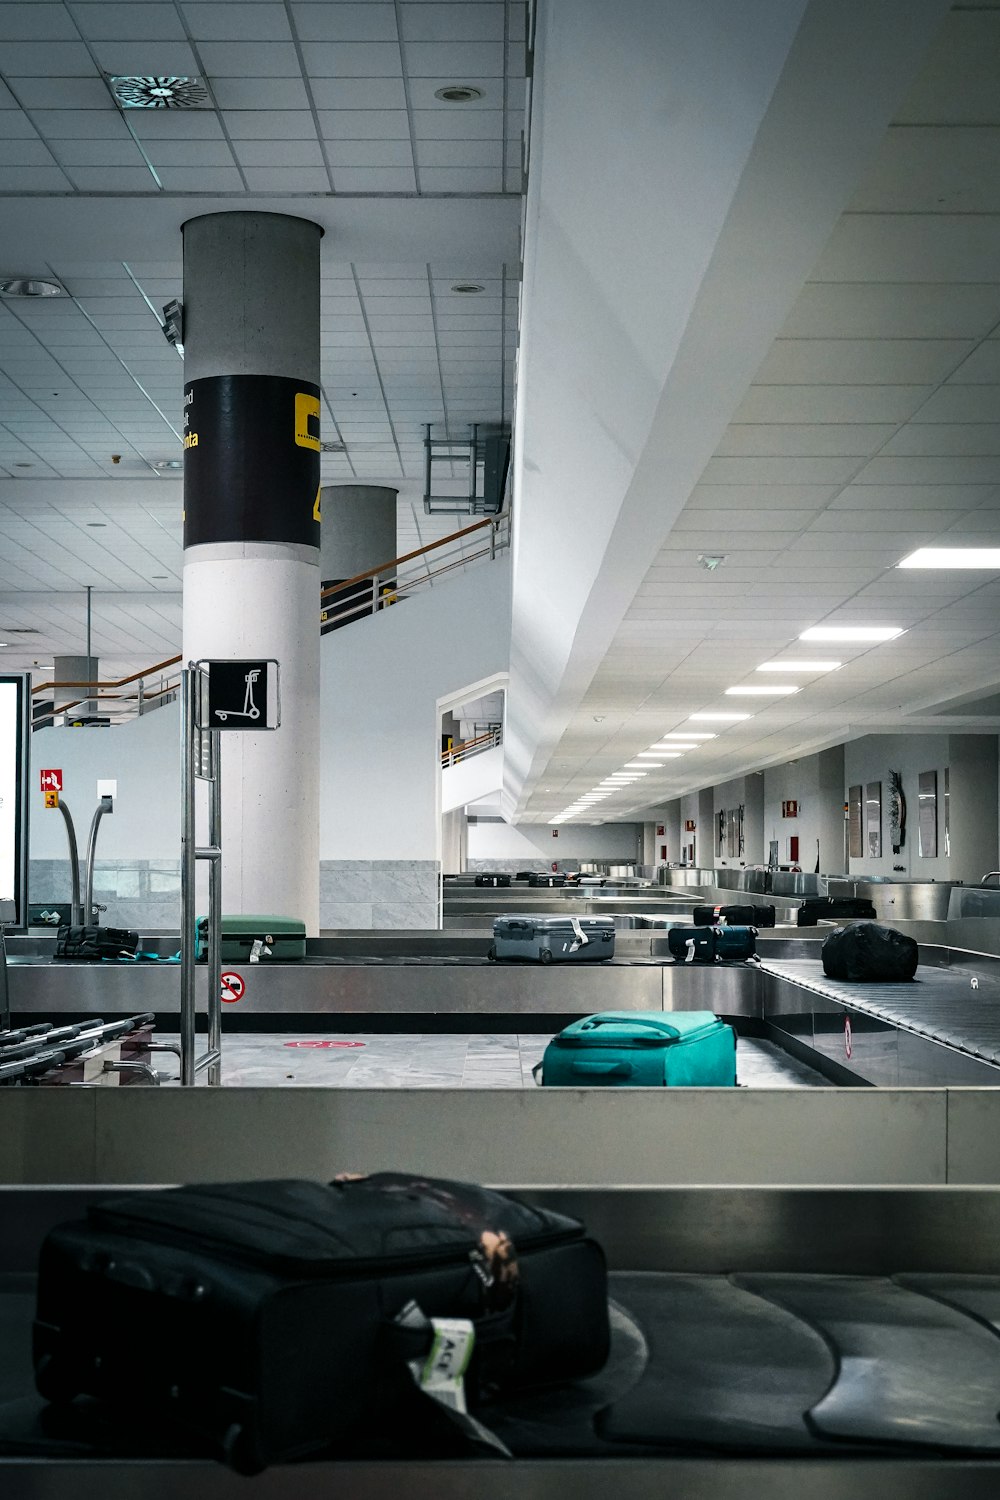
539;1011;736;1087
195;915;306;963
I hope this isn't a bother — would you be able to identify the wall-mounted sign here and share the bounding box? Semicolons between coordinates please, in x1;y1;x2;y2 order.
866;781;882;859
918;770;938;859
848;785;863;859
685;819;696;832
656;825;664;837
781;800;798;818
44;790;59;809
196;659;280;731
552;828;559;838
40;768;62;793
0;675;30;928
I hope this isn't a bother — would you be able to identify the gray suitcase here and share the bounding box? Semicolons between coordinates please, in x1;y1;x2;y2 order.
489;914;616;964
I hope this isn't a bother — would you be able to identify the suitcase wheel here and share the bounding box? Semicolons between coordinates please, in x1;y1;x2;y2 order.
222;1422;264;1477
487;945;497;961
539;948;553;964
35;1351;81;1406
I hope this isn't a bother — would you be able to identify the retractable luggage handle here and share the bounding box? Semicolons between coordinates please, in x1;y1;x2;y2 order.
579;1015;681;1037
570;1059;634;1077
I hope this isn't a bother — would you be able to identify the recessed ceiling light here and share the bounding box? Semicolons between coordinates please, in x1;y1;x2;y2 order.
725;685;799;696
637;749;689;757
898;548;1000;569
697;554;727;571
435;85;484;103
757;660;840;672
450;282;485;294
624;761;651;768
688;712;751;722
0;277;66;298
660;732;716;740
152;574;169;580
109;75;209;109
86;522;107;528
800;626;904;642
14;462;33;468
154;458;182;471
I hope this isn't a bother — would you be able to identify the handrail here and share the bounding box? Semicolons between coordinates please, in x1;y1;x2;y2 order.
31;653;183;696
320;514;503;601
441;727;502;768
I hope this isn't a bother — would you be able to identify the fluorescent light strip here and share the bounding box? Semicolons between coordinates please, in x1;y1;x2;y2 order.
898;548;1000;570
659;732;716;741
638;751;682;759
757;661;840;672
799;626;903;642
688;712;751;722
725;685;799;696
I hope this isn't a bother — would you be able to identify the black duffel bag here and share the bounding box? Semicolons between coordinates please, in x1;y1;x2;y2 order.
821;921;918;982
55;925;138;961
797;897;877;927
34;1172;609;1473
693;903;776;928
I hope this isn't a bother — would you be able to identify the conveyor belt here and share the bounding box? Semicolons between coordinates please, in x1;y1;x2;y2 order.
762;959;1000;1068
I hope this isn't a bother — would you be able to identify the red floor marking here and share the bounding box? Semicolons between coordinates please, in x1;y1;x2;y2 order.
283;1040;366;1049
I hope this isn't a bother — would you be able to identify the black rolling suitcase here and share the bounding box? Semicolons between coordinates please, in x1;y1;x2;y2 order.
474;873;511;887
797;897;876;927
528;874;566;887
667;927;757;964
693;903;775;928
34;1173;609;1474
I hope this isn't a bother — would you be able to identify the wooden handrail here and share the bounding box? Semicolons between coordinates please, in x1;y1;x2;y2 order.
441;729;501;764
320;514;503;601
32;654;182;696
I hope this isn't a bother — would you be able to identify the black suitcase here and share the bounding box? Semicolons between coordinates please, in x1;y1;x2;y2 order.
667;927;757;964
821;922;918;982
528;874;566;887
797;897;877;927
55;926;139;960
693;903;776;928
474;873;511;887
34;1173;609;1474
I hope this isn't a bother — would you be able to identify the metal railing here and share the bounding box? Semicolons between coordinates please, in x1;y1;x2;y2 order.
321;510;510;632
31;654;183;729
441;726;502;769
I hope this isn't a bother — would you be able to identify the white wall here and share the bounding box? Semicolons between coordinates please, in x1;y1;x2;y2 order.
319;556;511;861
844;734;951;880
467;821;641;863
30;704;181;861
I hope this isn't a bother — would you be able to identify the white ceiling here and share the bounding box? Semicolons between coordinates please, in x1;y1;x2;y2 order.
507;0;1000;824
0;0;522;676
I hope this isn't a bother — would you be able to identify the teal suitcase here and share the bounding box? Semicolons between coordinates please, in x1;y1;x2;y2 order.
195;915;306;963
539;1011;736;1087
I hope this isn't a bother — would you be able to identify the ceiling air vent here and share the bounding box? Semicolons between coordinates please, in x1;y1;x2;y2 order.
109;76;210;109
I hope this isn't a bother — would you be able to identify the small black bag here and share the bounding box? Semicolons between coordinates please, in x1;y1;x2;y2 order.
693;903;775;928
34;1173;609;1474
821;922;918;982
475;873;512;887
55;926;139;961
797;897;876;927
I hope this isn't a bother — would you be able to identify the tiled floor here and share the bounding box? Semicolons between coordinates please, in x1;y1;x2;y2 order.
157;1033;828;1088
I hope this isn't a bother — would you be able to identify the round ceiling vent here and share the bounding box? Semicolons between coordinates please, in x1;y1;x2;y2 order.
434;86;484;103
450;282;485;295
109;76;209;109
0;278;66;298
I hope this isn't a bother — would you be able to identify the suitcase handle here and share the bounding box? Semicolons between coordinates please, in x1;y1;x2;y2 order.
579;1015;680;1038
570;1059;634;1077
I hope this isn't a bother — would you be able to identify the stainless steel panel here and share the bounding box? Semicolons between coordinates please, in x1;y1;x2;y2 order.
662;963;762;1016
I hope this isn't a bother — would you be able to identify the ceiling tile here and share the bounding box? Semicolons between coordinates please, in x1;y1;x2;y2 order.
301;41;402;77
74;3;187;40
49;138;146;167
894;10;1000;125
143;138;235;166
0;5;79;41
317;109;410;139
332;166;417;192
782;282;1000;341
210;76;309;108
716;424;896;458
403;42;503;76
291;3;397;42
224;109;317;139
812;215;1000;284
310;77;406;108
851;126;1000;214
418;166;501;191
232;137;324;167
399;4;504;43
154;165;244;191
755;338;972;386
130;109;225;138
9;77;112;108
242;166;330;191
182;2;293;42
195;41;301;76
0;164;73;189
325;138;413;167
90;41;200;76
412;108;503;139
947;341;1000;384
2;41;96;75
415;139;502;167
911;385;1000;424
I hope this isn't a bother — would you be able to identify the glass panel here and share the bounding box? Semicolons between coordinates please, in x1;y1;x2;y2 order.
848;785;863;859
866;781;882;859
918;770;937;858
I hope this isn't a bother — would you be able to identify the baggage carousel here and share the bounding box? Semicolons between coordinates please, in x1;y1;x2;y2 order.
5;1184;1000;1497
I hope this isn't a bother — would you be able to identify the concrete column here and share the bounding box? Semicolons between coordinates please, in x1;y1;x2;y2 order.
182;211;322;932
320;484;398;629
743;773;765;865
54;655;100;723
816;745;846;875
697;787;715;867
948;735;999;885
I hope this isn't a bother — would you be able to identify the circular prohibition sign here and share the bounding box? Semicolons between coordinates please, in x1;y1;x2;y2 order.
220;971;246;1004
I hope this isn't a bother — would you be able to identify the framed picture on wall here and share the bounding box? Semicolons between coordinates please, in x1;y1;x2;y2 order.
848;785;863;860
918;770;938;858
866;781;882;859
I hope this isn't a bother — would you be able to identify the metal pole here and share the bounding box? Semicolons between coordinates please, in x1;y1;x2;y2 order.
180;666;197;1085
58;802;83;926
85;584;93;719
83;796;113;924
206;727;222;1086
468;423;478;511
423;422;432;510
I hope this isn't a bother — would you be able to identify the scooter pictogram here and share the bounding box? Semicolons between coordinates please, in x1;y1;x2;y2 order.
215;668;261;723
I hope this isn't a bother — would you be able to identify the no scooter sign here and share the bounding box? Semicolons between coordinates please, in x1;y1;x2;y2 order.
221;971;246;1004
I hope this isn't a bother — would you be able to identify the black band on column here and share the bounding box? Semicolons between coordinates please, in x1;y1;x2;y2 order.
183;374;321;548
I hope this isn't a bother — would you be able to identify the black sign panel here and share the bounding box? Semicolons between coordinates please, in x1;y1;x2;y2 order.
184;374;321;549
203;660;280;731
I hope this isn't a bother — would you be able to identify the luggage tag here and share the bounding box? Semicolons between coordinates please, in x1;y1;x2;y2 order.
395;1301;511;1457
249;938;272;963
569;916;590;953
